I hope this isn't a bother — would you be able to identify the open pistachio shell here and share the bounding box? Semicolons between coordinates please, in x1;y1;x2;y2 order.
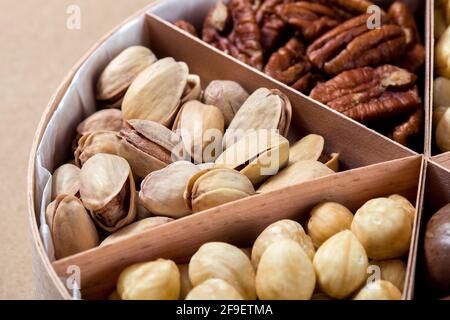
51;164;80;200
289;134;325;165
122;57;189;127
182;74;202;103
75;130;122;166
96;46;157;102
46;195;99;259
173;100;225;163
79;153;136;232
222;88;292;149
215;129;289;185
325;153;340;172
139;161;200;218
203;80;250;127
258;160;334;193
100;216;173;246
185;168;255;213
76;109;123;137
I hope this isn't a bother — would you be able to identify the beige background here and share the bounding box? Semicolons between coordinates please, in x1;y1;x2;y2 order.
0;0;154;299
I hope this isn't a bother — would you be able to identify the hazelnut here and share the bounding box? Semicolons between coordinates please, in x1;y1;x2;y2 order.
178;264;193;300
307;202;353;248
117;259;180;300
370;259;406;292
388;194;416;227
251;219;315;269
353;280;402;300
313;230;368;299
189;242;256;299
351;198;412;260
186;279;243;300
256;240;316;300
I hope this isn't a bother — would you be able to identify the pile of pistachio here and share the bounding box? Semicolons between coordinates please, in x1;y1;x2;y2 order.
46;46;340;260
111;194;415;300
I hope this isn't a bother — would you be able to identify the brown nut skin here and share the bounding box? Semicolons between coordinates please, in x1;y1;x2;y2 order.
351;198;412;260
310;65;421;123
353;280;402;300
174;20;198;37
117;259;180;300
256;239;316;300
391;109;423;146
423;203;450;293
307;202;353;248
203;80;249;127
252;219;315;269
369;259;406;292
313;230;369;299
46;195;99;260
186;279;244;300
189;242;256;300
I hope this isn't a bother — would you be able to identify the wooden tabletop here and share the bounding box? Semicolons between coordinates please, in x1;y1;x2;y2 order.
0;0;155;299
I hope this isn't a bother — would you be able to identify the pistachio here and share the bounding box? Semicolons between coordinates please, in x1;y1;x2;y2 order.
79;153;136;232
51;164;80;200
324;153;340;172
100;217;173;246
173;100;225;163
117;259;180;300
178;264;193;300
288;134;324;165
222;88;292;149
353;280;402;300
252;219;315;269
203;80;250;127
182;74;202;103
351;198;412;260
76;109;123;137
75;131;122;167
186;279;244;300
96;46;157;104
258;160;334;193
46;195;99;259
256;239;316;300
139;161;200;218
122;57;189;127
189;242;256;300
388;194;416;227
369;259;406;292
184;168;255;213
313;230;368;299
436;107;450;152
215;129;289;185
307;202;353;248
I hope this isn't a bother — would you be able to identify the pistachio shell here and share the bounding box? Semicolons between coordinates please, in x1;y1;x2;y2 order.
185;168;255;213
75;131;122;166
77;109;123;137
203;80;249;126
186;279;244;300
47;195;99;259
182;74;202;103
122;57;189;127
79;153;136;232
51;164;80;200
139;161;200;218
325;153;340;172
189;242;256;299
258;160;334;193
97;46;157;102
223;88;292;149
173;100;225;163
100;217;173;246
215;129;289;185
288;134;325;165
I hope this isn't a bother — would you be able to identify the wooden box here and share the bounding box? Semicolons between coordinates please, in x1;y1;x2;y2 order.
28;0;437;300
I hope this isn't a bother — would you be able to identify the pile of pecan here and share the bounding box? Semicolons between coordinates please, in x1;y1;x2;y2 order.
173;0;425;147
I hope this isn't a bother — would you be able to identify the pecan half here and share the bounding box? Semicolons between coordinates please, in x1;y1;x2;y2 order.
255;0;293;54
312;0;375;19
264;37;318;93
275;2;341;41
203;0;264;70
174;20;198;37
310;65;421;123
306;14;407;75
392;109;423;146
388;1;425;73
